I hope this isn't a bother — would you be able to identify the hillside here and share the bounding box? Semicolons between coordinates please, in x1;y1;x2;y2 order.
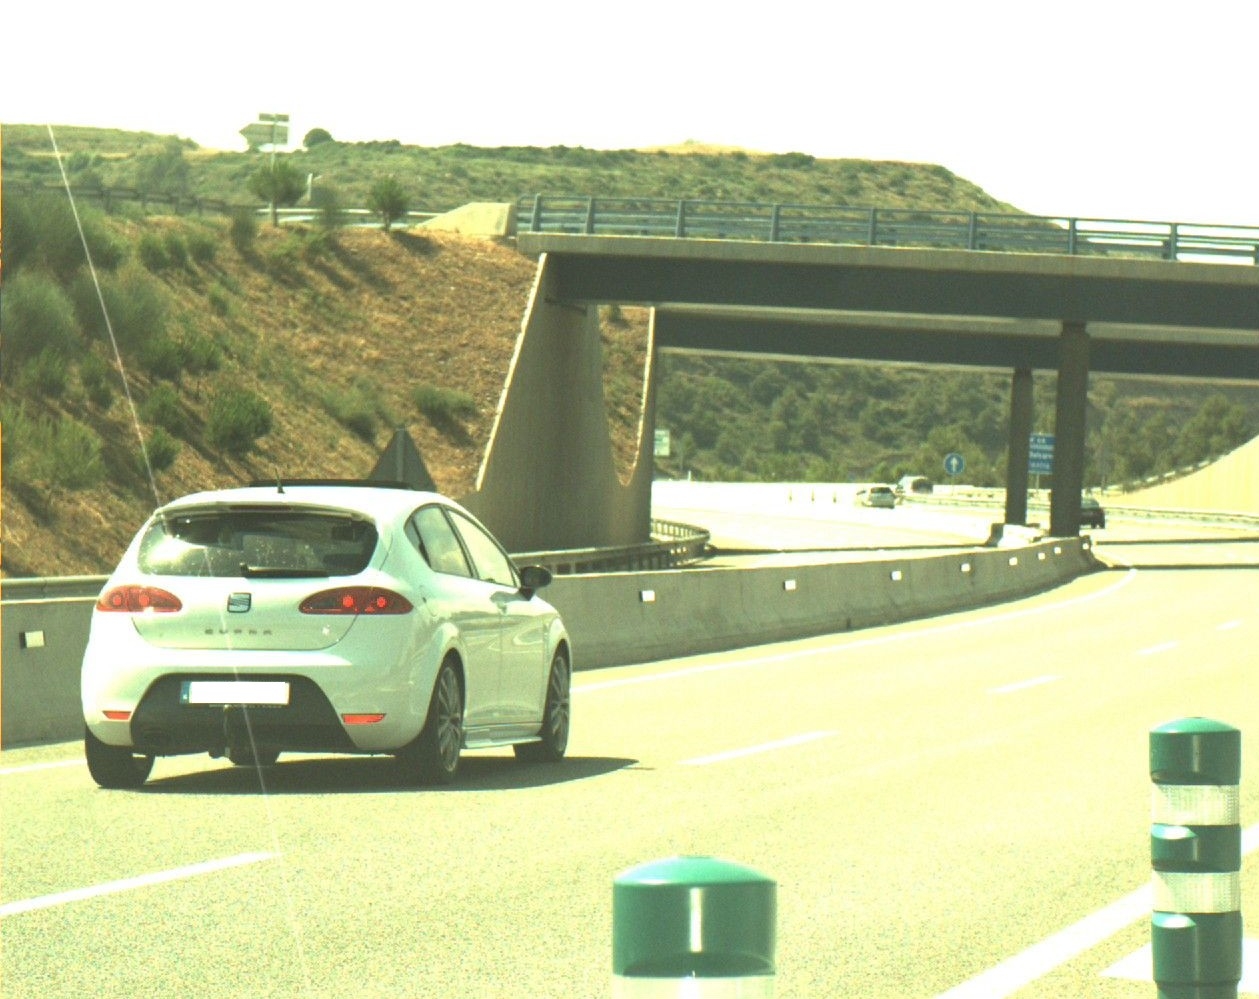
4;127;1256;580
1;218;648;578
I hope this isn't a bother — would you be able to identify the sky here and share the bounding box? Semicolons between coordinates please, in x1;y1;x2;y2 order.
7;0;1259;227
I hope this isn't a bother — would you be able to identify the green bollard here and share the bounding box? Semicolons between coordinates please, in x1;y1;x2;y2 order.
613;856;776;997
1150;718;1243;999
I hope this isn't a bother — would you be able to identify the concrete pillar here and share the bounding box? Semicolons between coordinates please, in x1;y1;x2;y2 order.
463;254;655;553
1004;367;1033;526
1049;321;1090;536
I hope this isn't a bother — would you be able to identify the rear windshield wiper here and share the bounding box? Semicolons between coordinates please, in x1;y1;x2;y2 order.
239;564;329;579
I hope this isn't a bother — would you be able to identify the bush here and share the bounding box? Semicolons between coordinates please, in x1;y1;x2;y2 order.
74;264;168;351
138;335;186;381
186;228;218;265
413;383;477;423
304;127;334;148
323;385;381;442
163;231;189;269
140;384;186;435
12;414;106;491
79;352;116;408
19;349;71;397
229;207;258;253
144;427;181;473
1;271;81;377
207;283;233;317
182;332;223;373
137;232;171;271
207;389;273;456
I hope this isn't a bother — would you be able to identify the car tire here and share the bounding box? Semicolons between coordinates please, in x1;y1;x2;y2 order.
84;727;154;789
227;746;280;768
514;647;570;764
398;660;463;785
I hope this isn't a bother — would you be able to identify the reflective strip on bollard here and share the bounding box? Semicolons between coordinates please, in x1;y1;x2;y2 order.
1149;718;1242;999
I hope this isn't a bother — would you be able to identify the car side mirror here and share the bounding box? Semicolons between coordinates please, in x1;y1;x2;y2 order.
518;564;553;597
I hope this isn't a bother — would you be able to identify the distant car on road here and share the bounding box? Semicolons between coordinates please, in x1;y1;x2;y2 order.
856;484;898;509
1079;495;1107;529
81;481;571;789
897;475;934;496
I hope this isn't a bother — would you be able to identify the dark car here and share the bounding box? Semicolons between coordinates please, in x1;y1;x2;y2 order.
1079;495;1106;529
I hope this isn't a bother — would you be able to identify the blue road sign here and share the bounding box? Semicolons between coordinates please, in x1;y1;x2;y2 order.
1029;433;1055;474
944;452;965;476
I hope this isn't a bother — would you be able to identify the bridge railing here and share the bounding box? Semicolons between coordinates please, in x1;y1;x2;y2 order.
517;195;1259;265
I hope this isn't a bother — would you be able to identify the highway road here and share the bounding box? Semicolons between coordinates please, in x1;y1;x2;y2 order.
3;504;1258;997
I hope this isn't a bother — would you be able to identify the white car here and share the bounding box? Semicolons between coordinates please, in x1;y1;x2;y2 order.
856;484;897;509
81;481;571;788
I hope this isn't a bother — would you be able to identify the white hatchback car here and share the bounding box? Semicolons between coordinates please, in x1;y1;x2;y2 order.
81;481;571;789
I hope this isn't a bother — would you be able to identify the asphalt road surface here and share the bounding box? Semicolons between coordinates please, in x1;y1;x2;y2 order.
3;524;1258;997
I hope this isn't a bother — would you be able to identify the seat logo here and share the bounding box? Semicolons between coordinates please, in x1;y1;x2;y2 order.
227;593;252;613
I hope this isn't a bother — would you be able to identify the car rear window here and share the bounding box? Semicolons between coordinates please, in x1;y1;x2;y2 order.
137;508;378;577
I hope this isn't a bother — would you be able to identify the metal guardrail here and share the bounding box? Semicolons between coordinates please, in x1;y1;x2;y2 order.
517;195;1259;265
513;520;711;575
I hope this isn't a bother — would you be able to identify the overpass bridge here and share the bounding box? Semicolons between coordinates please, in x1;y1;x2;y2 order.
463;198;1259;552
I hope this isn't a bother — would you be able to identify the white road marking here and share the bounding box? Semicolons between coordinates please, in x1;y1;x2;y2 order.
577;569;1139;696
989;675;1061;695
0;759;83;777
1217;620;1242;632
681;731;836;767
0;853;278;918
1104;939;1259;991
933;823;1259;998
1139;641;1181;657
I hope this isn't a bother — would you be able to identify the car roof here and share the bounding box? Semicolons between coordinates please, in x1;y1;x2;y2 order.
156;483;450;521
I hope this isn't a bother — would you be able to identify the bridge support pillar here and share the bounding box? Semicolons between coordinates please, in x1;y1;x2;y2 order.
1049;321;1090;536
1005;367;1033;526
462;253;655;553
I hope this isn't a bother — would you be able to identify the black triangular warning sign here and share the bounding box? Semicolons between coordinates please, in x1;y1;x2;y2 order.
369;428;437;491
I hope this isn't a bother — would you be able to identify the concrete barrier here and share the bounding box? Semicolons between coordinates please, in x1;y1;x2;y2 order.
0;539;1098;748
542;537;1097;668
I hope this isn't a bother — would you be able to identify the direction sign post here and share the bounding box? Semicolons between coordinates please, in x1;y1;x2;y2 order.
943;452;965;477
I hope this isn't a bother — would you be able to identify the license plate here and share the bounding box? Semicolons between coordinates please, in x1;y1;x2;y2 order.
181;681;290;706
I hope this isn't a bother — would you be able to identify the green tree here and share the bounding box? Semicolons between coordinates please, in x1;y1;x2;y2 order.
368;175;408;231
303;127;334;148
248;159;305;226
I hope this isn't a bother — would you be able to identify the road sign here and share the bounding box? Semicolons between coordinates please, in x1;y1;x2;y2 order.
240;121;289;147
943;452;965;476
1029;433;1055;474
653;428;671;457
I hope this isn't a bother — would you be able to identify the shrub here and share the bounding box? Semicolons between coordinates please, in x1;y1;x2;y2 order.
79;352;116;408
137;232;171;271
1;271;81;377
19;349;71;397
140;384;186;435
262;233;304;275
75;265;168;351
413;383;477;423
229;207;258;253
144;427;181;473
207;283;233;317
182;332;223;373
186;228;218;265
163;231;189;269
304;127;334;148
207;389;273;456
138;335;186;381
322;385;380;442
368;175;408;231
13;414;106;491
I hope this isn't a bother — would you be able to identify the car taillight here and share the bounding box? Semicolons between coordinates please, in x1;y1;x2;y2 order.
299;587;413;615
96;586;183;613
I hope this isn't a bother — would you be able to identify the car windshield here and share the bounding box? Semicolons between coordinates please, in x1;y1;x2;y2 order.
137;507;378;577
